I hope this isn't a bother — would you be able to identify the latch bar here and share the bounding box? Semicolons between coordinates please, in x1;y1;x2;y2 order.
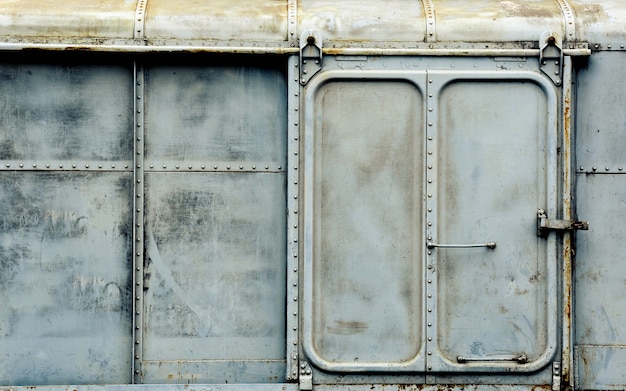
537;209;589;237
457;354;528;363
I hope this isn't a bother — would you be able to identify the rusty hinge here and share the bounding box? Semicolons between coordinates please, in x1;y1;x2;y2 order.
300;30;322;85
537;209;589;237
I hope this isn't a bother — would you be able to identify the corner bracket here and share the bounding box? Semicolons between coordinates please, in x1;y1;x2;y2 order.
300;30;322;85
540;31;564;86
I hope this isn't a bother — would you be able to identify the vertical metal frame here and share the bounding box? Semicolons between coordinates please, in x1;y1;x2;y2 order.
132;62;146;383
425;70;560;373
560;55;574;388
286;54;301;381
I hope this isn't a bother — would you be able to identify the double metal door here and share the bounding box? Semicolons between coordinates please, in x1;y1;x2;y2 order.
302;64;559;374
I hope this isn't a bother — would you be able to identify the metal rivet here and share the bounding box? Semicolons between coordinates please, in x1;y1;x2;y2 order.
19;163;23;168
608;45;612;49
428;179;432;183
428;222;432;226
5;163;11;167
214;165;218;169
428;351;432;355
428;294;432;298
33;164;37;168
428;251;432;255
579;166;584;171
619;167;623;171
227;165;231;169
428;122;433;126
592;166;597;171
606;166;610;171
201;165;205;169
239;165;244;169
428;323;432;327
428;279;432;283
429;108;433;112
429;93;433;97
428;194;432;198
46;164;50;168
428;265;433;269
188;165;192;169
176;165;180;169
294;268;298;272
266;165;269;169
163;164;167;169
252;165;256;169
428;165;432;169
428;366;432;370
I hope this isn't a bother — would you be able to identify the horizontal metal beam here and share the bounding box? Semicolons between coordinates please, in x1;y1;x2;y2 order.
0;42;591;57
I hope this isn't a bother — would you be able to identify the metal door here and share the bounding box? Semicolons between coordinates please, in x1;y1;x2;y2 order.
302;65;559;375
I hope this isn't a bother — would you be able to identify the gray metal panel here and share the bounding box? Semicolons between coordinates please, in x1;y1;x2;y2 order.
144;0;288;41
0;62;133;161
575;345;626;390
575;175;626;345
575;52;626;172
144;63;286;166
433;0;563;42
303;71;426;371
298;0;426;43
428;71;558;373
0;0;136;38
142;173;286;380
571;0;626;43
0;172;133;385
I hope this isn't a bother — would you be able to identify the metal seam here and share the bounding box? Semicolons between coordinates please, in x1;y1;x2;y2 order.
288;0;298;47
134;0;148;39
422;0;436;42
555;0;576;43
132;63;145;383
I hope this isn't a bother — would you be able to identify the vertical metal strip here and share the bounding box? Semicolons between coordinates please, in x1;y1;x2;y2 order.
132;62;146;383
422;0;436;43
286;54;301;381
288;0;298;47
425;74;438;375
560;55;574;389
134;0;148;39
555;0;576;44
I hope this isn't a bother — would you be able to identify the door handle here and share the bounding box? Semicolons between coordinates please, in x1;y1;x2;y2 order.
427;242;496;249
457;354;527;363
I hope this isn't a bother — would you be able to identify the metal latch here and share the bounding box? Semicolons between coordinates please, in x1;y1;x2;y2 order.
537;209;589;237
539;31;563;86
300;30;322;85
552;361;562;391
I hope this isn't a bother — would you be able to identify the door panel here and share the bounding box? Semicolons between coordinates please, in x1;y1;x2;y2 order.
428;72;558;372
303;72;427;371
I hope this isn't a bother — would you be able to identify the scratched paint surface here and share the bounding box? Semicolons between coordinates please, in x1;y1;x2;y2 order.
0;172;133;385
143;173;286;361
310;80;424;365
0;61;133;161
436;80;550;365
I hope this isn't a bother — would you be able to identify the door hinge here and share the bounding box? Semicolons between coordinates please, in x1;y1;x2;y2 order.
537;209;589;237
552;361;562;391
300;30;322;85
540;31;564;86
299;361;313;390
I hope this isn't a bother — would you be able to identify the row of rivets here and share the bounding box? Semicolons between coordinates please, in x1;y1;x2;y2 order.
132;63;145;382
593;43;626;50
287;0;298;46
1;161;131;171
287;56;301;381
145;163;284;172
578;166;624;173
426;76;438;372
134;0;148;39
423;0;436;42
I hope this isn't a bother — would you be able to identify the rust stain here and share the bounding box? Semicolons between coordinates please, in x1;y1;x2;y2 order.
327;319;369;335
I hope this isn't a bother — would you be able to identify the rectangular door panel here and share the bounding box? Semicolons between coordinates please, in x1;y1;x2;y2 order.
428;72;558;373
303;72;426;372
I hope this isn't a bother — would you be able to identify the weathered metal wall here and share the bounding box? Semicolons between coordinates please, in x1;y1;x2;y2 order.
574;51;626;390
